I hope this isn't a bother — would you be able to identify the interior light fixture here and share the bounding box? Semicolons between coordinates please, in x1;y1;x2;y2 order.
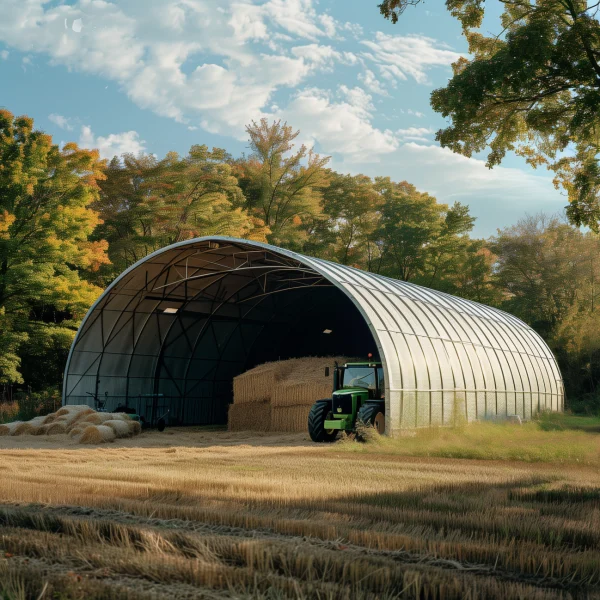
323;328;332;334
163;307;178;314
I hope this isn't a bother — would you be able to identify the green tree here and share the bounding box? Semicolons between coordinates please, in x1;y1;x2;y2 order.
380;0;600;230
319;173;383;267
237;119;331;247
95;146;268;277
492;215;600;409
0;110;109;383
375;178;447;281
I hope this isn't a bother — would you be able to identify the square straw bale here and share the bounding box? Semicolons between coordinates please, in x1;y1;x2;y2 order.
228;401;272;432
271;405;313;433
232;360;293;404
272;380;333;407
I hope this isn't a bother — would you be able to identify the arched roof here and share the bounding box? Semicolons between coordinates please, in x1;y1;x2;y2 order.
64;237;563;432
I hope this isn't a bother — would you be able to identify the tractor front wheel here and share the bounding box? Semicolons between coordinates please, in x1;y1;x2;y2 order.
308;399;338;443
357;402;386;435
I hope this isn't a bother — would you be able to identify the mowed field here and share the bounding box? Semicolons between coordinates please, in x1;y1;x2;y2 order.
0;422;600;599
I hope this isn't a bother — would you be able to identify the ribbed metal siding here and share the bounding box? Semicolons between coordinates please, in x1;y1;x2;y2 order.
63;236;564;433
295;254;563;433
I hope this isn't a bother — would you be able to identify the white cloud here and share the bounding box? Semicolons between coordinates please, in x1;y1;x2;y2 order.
280;87;398;159
362;33;461;85
48;113;74;131
358;69;388;95
337;142;565;236
0;0;459;145
79;125;146;159
396;126;434;142
0;50;8;60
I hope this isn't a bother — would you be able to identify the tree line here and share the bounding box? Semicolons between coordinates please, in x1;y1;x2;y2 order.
1;109;599;412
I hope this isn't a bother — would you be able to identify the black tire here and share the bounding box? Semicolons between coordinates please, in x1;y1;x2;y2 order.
357;402;385;434
308;399;338;443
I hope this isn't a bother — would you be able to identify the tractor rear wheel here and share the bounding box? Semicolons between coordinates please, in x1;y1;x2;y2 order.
308;399;338;443
357;402;386;435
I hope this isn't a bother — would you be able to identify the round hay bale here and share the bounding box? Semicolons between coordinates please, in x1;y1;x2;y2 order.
42;413;57;425
78;426;103;444
3;422;24;436
45;422;67;435
127;420;142;436
68;407;95;424
28;416;47;428
77;413;103;426
0;423;17;436
105;413;131;422
104;420;132;438
32;424;50;436
56;404;91;417
69;427;84;439
79;425;116;445
13;422;35;436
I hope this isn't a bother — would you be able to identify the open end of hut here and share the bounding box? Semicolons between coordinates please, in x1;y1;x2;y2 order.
64;239;379;425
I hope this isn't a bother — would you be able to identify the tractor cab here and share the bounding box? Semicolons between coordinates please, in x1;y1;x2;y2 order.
308;359;386;442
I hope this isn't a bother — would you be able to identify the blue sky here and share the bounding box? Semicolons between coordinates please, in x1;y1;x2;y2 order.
0;0;567;237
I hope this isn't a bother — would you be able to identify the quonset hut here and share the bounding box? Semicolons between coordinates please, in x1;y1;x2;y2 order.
63;237;564;434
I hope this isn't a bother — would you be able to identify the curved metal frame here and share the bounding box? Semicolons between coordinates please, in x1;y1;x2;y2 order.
63;236;564;433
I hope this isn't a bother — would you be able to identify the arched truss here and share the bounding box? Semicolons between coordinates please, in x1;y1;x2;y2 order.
63;237;564;433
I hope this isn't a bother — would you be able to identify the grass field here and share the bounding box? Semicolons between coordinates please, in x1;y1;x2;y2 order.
0;417;599;599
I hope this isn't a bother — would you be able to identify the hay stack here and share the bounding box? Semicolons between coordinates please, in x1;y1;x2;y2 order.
232;360;294;404
272;381;332;407
0;405;141;444
228;401;271;432
230;356;349;433
271;405;313;433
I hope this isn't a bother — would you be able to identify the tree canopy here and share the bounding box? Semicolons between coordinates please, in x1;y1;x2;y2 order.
380;0;600;231
0;110;109;383
2;110;600;414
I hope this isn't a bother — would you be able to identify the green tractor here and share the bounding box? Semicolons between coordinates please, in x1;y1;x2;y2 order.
308;359;385;442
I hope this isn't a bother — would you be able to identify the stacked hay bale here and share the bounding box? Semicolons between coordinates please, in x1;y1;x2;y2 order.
229;361;292;432
229;356;349;433
0;405;141;444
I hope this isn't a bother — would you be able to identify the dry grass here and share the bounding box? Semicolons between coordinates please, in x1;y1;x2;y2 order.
0;425;599;599
342;419;600;464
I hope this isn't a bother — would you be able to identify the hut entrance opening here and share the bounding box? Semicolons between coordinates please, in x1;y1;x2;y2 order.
64;240;377;425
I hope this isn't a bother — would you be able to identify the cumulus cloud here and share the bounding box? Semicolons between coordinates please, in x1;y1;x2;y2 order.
0;50;8;60
279;87;398;159
79;126;146;160
362;33;461;85
396;126;434;142
335;142;566;236
48;113;74;131
358;69;388;95
0;0;462;149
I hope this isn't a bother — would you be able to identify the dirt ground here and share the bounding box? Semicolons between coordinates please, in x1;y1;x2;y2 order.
0;427;313;450
0;429;599;599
